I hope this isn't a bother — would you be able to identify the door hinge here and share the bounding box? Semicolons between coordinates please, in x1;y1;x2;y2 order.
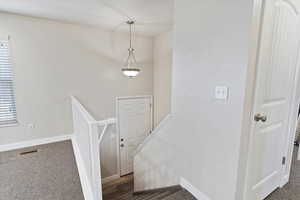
282;157;286;165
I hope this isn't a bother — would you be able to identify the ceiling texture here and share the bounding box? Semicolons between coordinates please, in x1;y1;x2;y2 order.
0;0;174;36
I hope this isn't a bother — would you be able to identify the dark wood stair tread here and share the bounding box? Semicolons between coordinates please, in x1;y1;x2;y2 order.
102;175;196;200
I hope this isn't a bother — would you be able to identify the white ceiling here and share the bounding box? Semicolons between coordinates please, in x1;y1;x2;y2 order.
0;0;174;36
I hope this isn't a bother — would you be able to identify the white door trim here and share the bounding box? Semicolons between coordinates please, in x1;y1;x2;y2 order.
235;0;268;197
298;144;300;161
237;0;300;199
280;68;300;187
116;95;153;176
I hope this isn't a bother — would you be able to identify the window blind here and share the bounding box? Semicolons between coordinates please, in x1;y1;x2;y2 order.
0;40;17;126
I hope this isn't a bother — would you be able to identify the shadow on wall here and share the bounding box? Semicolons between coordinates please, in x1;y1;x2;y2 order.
99;123;118;179
134;118;193;192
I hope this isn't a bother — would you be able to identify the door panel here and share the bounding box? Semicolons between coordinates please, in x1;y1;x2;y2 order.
246;0;300;199
118;97;152;176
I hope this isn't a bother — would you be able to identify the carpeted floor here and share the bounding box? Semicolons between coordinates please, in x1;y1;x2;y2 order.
265;146;300;200
0;140;84;200
1;141;299;200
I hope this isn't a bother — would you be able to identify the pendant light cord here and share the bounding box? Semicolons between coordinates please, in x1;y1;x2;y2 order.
129;22;133;49
125;21;138;68
127;21;135;50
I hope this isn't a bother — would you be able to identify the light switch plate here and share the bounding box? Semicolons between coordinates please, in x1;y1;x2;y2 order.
215;86;228;100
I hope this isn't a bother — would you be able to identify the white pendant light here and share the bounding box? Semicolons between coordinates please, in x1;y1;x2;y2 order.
122;21;141;78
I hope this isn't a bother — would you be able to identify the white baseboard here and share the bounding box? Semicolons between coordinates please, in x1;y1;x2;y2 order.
102;174;120;184
180;178;211;200
0;134;72;152
71;137;95;200
280;174;289;187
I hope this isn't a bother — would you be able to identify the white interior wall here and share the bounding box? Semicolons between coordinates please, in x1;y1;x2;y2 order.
153;31;173;127
99;124;118;179
134;0;253;199
0;12;153;147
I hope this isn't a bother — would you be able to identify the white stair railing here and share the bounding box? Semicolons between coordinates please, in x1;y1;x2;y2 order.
98;118;116;143
71;96;116;200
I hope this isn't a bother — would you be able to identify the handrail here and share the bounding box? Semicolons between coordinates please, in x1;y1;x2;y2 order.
71;95;118;200
71;95;103;200
71;95;116;143
96;118;116;126
71;96;96;123
97;118;117;143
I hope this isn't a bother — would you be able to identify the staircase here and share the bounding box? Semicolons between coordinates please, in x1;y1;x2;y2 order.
71;97;196;200
104;186;196;200
102;175;196;200
132;187;197;200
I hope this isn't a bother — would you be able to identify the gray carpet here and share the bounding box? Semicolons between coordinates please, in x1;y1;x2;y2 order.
0;140;84;200
1;141;299;200
265;146;300;200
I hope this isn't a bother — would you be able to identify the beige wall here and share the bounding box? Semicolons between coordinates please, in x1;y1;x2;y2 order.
153;31;173;127
0;12;153;145
134;0;253;199
100;123;118;179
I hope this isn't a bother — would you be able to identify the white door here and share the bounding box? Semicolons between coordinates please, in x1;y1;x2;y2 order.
117;96;152;176
246;0;300;199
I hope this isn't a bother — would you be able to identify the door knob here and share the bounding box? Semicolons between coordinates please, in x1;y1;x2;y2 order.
120;144;124;147
254;113;267;122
